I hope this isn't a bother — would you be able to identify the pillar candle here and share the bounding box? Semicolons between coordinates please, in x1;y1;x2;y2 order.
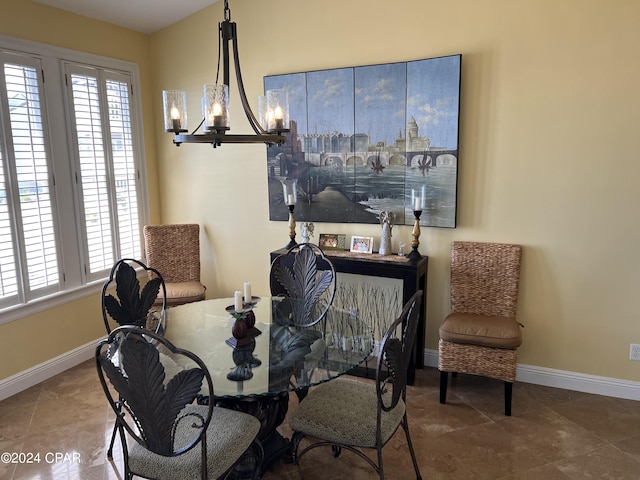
244;282;252;303
287;194;295;205
414;197;422;211
234;290;243;312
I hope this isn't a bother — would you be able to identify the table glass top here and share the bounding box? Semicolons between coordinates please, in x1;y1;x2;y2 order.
163;297;373;399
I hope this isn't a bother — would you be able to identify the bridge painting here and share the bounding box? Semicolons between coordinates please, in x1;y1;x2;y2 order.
265;54;461;229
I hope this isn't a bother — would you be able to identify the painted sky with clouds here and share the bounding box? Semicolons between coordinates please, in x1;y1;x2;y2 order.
265;55;460;150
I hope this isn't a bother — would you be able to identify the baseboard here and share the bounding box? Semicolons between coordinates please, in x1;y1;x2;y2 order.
0;338;102;401
3;344;638;402
423;349;640;401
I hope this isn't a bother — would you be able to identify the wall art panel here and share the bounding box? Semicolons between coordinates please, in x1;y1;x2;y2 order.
265;54;461;228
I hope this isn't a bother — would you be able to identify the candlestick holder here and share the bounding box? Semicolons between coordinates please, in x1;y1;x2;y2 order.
225;303;262;348
286;203;297;249
407;210;423;260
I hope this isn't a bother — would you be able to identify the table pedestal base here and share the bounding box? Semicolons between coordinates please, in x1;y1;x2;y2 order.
215;391;293;477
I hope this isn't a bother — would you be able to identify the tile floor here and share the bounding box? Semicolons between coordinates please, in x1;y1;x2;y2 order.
1;360;639;479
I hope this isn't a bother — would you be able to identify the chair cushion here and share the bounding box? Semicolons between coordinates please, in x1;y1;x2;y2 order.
128;404;259;480
289;377;405;448
157;281;206;306
439;312;522;348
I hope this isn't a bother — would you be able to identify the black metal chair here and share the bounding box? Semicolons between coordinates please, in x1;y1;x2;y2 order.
269;243;336;327
96;326;263;480
101;258;167;335
101;258;168;458
289;290;424;480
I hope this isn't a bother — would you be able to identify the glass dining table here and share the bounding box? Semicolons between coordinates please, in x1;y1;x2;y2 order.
163;296;373;475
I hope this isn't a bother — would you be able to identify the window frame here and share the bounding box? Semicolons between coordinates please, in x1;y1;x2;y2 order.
0;35;150;325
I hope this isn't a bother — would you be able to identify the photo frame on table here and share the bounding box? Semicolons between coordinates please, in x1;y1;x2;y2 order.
319;233;347;251
350;236;374;254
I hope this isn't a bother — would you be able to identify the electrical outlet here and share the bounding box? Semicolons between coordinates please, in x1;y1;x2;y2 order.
630;344;640;361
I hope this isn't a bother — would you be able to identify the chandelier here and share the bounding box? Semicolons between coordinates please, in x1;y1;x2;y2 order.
162;0;289;148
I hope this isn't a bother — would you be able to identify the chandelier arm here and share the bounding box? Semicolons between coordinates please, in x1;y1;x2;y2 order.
174;133;284;145
190;117;205;135
220;21;232;89
215;21;222;84
229;23;267;134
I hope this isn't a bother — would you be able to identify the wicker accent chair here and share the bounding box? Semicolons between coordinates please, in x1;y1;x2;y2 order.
438;241;523;416
290;290;424;480
143;224;206;307
269;243;336;327
96;326;263;480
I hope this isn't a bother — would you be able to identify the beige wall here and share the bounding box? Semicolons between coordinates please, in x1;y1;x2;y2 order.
150;0;640;382
0;0;160;378
1;0;639;385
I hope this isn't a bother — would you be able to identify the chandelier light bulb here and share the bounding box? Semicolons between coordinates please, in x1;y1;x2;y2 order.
162;90;187;132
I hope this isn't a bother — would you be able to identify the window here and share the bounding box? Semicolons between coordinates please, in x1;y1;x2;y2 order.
0;36;148;321
65;65;143;280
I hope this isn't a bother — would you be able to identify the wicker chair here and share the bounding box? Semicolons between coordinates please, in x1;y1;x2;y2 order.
290;291;423;480
97;327;262;479
143;224;206;307
438;241;523;416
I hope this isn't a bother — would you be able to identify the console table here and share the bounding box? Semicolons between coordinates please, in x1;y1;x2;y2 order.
270;248;428;384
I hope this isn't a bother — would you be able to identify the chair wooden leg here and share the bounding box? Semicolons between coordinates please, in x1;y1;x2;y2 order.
504;381;513;416
439;371;448;404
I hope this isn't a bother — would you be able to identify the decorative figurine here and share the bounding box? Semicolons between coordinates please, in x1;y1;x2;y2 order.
300;222;314;244
378;211;393;256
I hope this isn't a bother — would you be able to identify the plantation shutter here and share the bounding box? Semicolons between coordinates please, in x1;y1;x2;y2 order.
0;52;59;306
66;64;141;279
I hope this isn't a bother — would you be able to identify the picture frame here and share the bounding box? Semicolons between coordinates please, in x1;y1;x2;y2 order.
318;233;346;251
350;236;374;254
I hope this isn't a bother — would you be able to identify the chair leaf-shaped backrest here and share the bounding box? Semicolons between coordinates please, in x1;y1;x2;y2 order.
376;290;423;412
270;244;336;327
96;328;212;457
101;259;167;334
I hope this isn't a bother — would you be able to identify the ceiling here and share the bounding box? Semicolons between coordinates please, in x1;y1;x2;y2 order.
33;0;220;34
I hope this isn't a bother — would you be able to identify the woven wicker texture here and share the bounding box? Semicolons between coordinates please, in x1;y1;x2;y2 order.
438;339;518;382
144;224;201;283
440;241;523;383
450;241;522;318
